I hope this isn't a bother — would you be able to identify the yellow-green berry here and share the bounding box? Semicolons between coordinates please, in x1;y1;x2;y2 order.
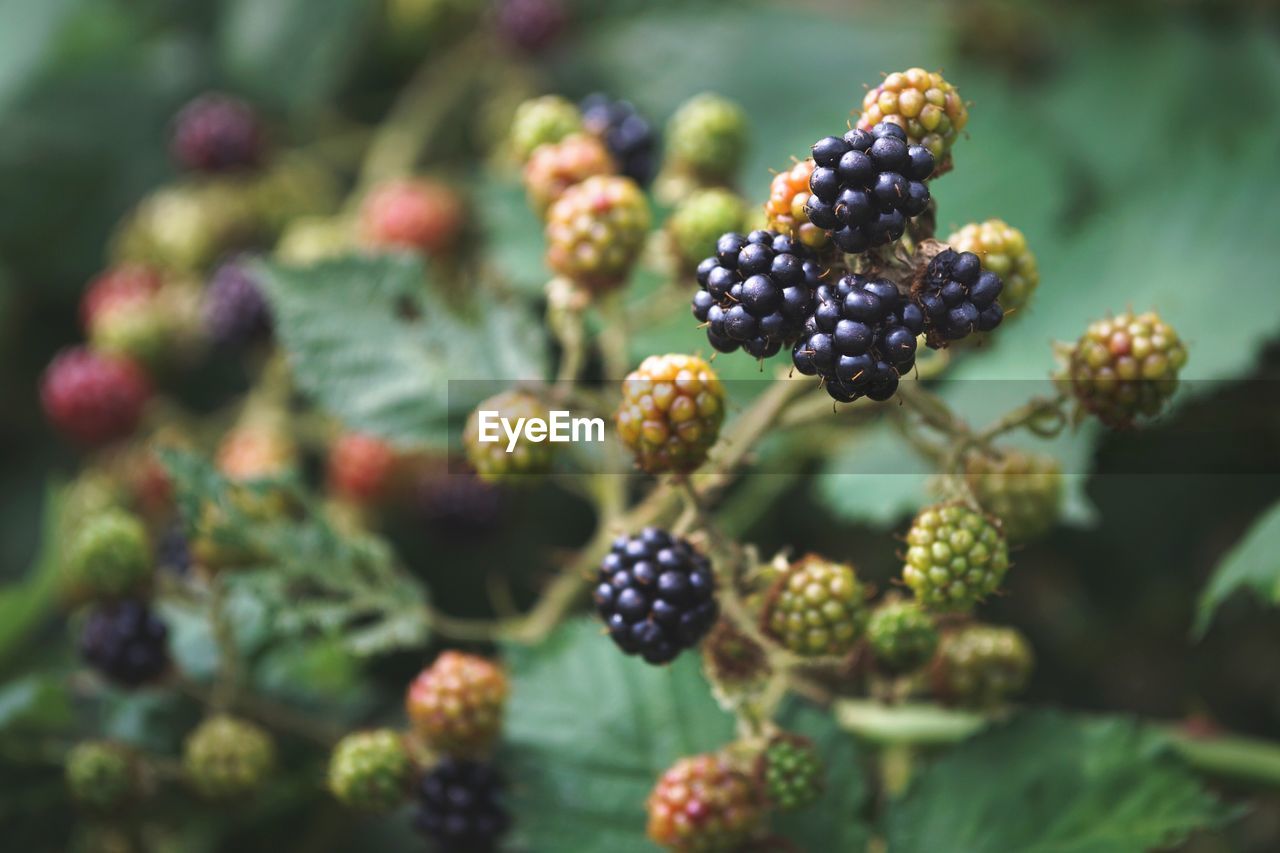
616;353;725;474
761;554;868;657
964;449;1062;544
511;95;583;162
857;68;968;162
545;175;650;291
328;729;414;812
523;133;615;215
183;715;275;799
946;219;1038;315
902;502;1010;612
1061;310;1188;428
756;733;824;812
668;188;748;270
63;509;152;602
406;651;508;757
66;741;139;811
462;390;556;483
932;623;1033;708
665;93;749;184
866;595;939;676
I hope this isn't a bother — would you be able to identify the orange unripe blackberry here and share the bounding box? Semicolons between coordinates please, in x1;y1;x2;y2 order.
616;354;724;474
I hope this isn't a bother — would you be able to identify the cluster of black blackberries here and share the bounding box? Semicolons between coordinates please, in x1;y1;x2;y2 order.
915;249;1004;346
594;527;718;665
793;274;924;402
804;122;934;253
413;759;511;853
581;94;657;187
80;600;169;687
692;230;824;359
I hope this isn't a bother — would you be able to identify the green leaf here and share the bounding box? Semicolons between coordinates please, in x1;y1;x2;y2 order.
256;253;548;448
1196;499;1280;637
0;675;72;734
504;620;734;853
886;711;1230;853
773;699;872;852
816;422;932;528
0;484;63;667
218;0;377;111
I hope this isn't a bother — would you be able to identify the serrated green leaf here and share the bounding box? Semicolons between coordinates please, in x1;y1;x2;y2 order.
886;711;1230;853
256;253;548;448
503;620;734;853
1196;499;1280;637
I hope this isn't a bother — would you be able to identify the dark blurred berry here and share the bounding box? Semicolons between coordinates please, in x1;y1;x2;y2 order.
170;94;266;174
494;0;566;54
203;259;272;348
581;94;657;186
80;600;169;687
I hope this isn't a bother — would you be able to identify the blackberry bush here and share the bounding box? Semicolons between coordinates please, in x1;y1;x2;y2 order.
691;230;823;360
803;122;934;254
171;93;266;174
545;174;650;289
932;624;1034;708
791;273;924;402
594;527;718;665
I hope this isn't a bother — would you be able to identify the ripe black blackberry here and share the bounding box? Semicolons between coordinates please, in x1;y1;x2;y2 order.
170;94;265;174
413;759;511;853
203;259;272;348
803;122;934;253
913;248;1004;347
792;274;924;402
80;599;169;687
580;94;657;187
594;527;718;665
692;230;824;359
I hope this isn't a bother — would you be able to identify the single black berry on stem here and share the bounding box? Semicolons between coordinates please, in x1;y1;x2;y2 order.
203;258;272;348
580;94;658;187
413;759;511;853
803;122;934;253
791;273;924;402
913;248;1004;347
594;527;718;665
170;94;265;174
80;599;169;687
692;229;825;360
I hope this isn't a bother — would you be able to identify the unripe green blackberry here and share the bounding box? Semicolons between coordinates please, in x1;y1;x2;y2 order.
761;555;868;657
275;216;353;264
66;741;140;811
857;68;968;163
328;729;414;812
756;733;823;812
665;93;749;185
647;752;765;852
946;219;1038;316
865;595;938;676
463;390;556;483
112;182;255;273
1061;310;1188;428
668;188;748;270
932;624;1033;708
406;651;508;757
616;353;725;474
964;449;1062;544
902;502;1009;612
510;95;583;162
249;153;340;235
63;509;152;603
763;158;829;251
545;175;650;291
183;715;275;799
523;133;616;214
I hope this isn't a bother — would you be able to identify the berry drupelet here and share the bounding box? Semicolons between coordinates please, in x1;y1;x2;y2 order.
791;274;924;403
692;230;824;360
80;599;169;687
594;528;718;665
413;759;511;853
581;94;658;187
913;248;1004;347
803;122;934;254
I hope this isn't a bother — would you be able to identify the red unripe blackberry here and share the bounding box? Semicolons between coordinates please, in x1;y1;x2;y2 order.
80;266;163;331
545;174;650;290
41;347;151;447
359;178;465;256
170;93;266;174
1061;310;1188;428
764;159;829;250
328;432;398;504
406;651;508;757
647;752;765;852
522;132;615;214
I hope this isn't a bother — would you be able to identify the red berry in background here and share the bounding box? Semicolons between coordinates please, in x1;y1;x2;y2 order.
170;93;266;174
647;752;765;851
41;347;151;447
359;178;464;256
328;433;398;503
406;651;508;758
79;266;163;331
495;0;567;54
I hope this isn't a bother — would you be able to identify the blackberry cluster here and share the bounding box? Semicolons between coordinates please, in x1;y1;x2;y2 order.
581;94;658;187
204;259;272;348
691;230;823;359
914;249;1004;346
803;123;934;253
413;759;511;853
594;528;718;665
80;600;169;687
791;274;924;402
